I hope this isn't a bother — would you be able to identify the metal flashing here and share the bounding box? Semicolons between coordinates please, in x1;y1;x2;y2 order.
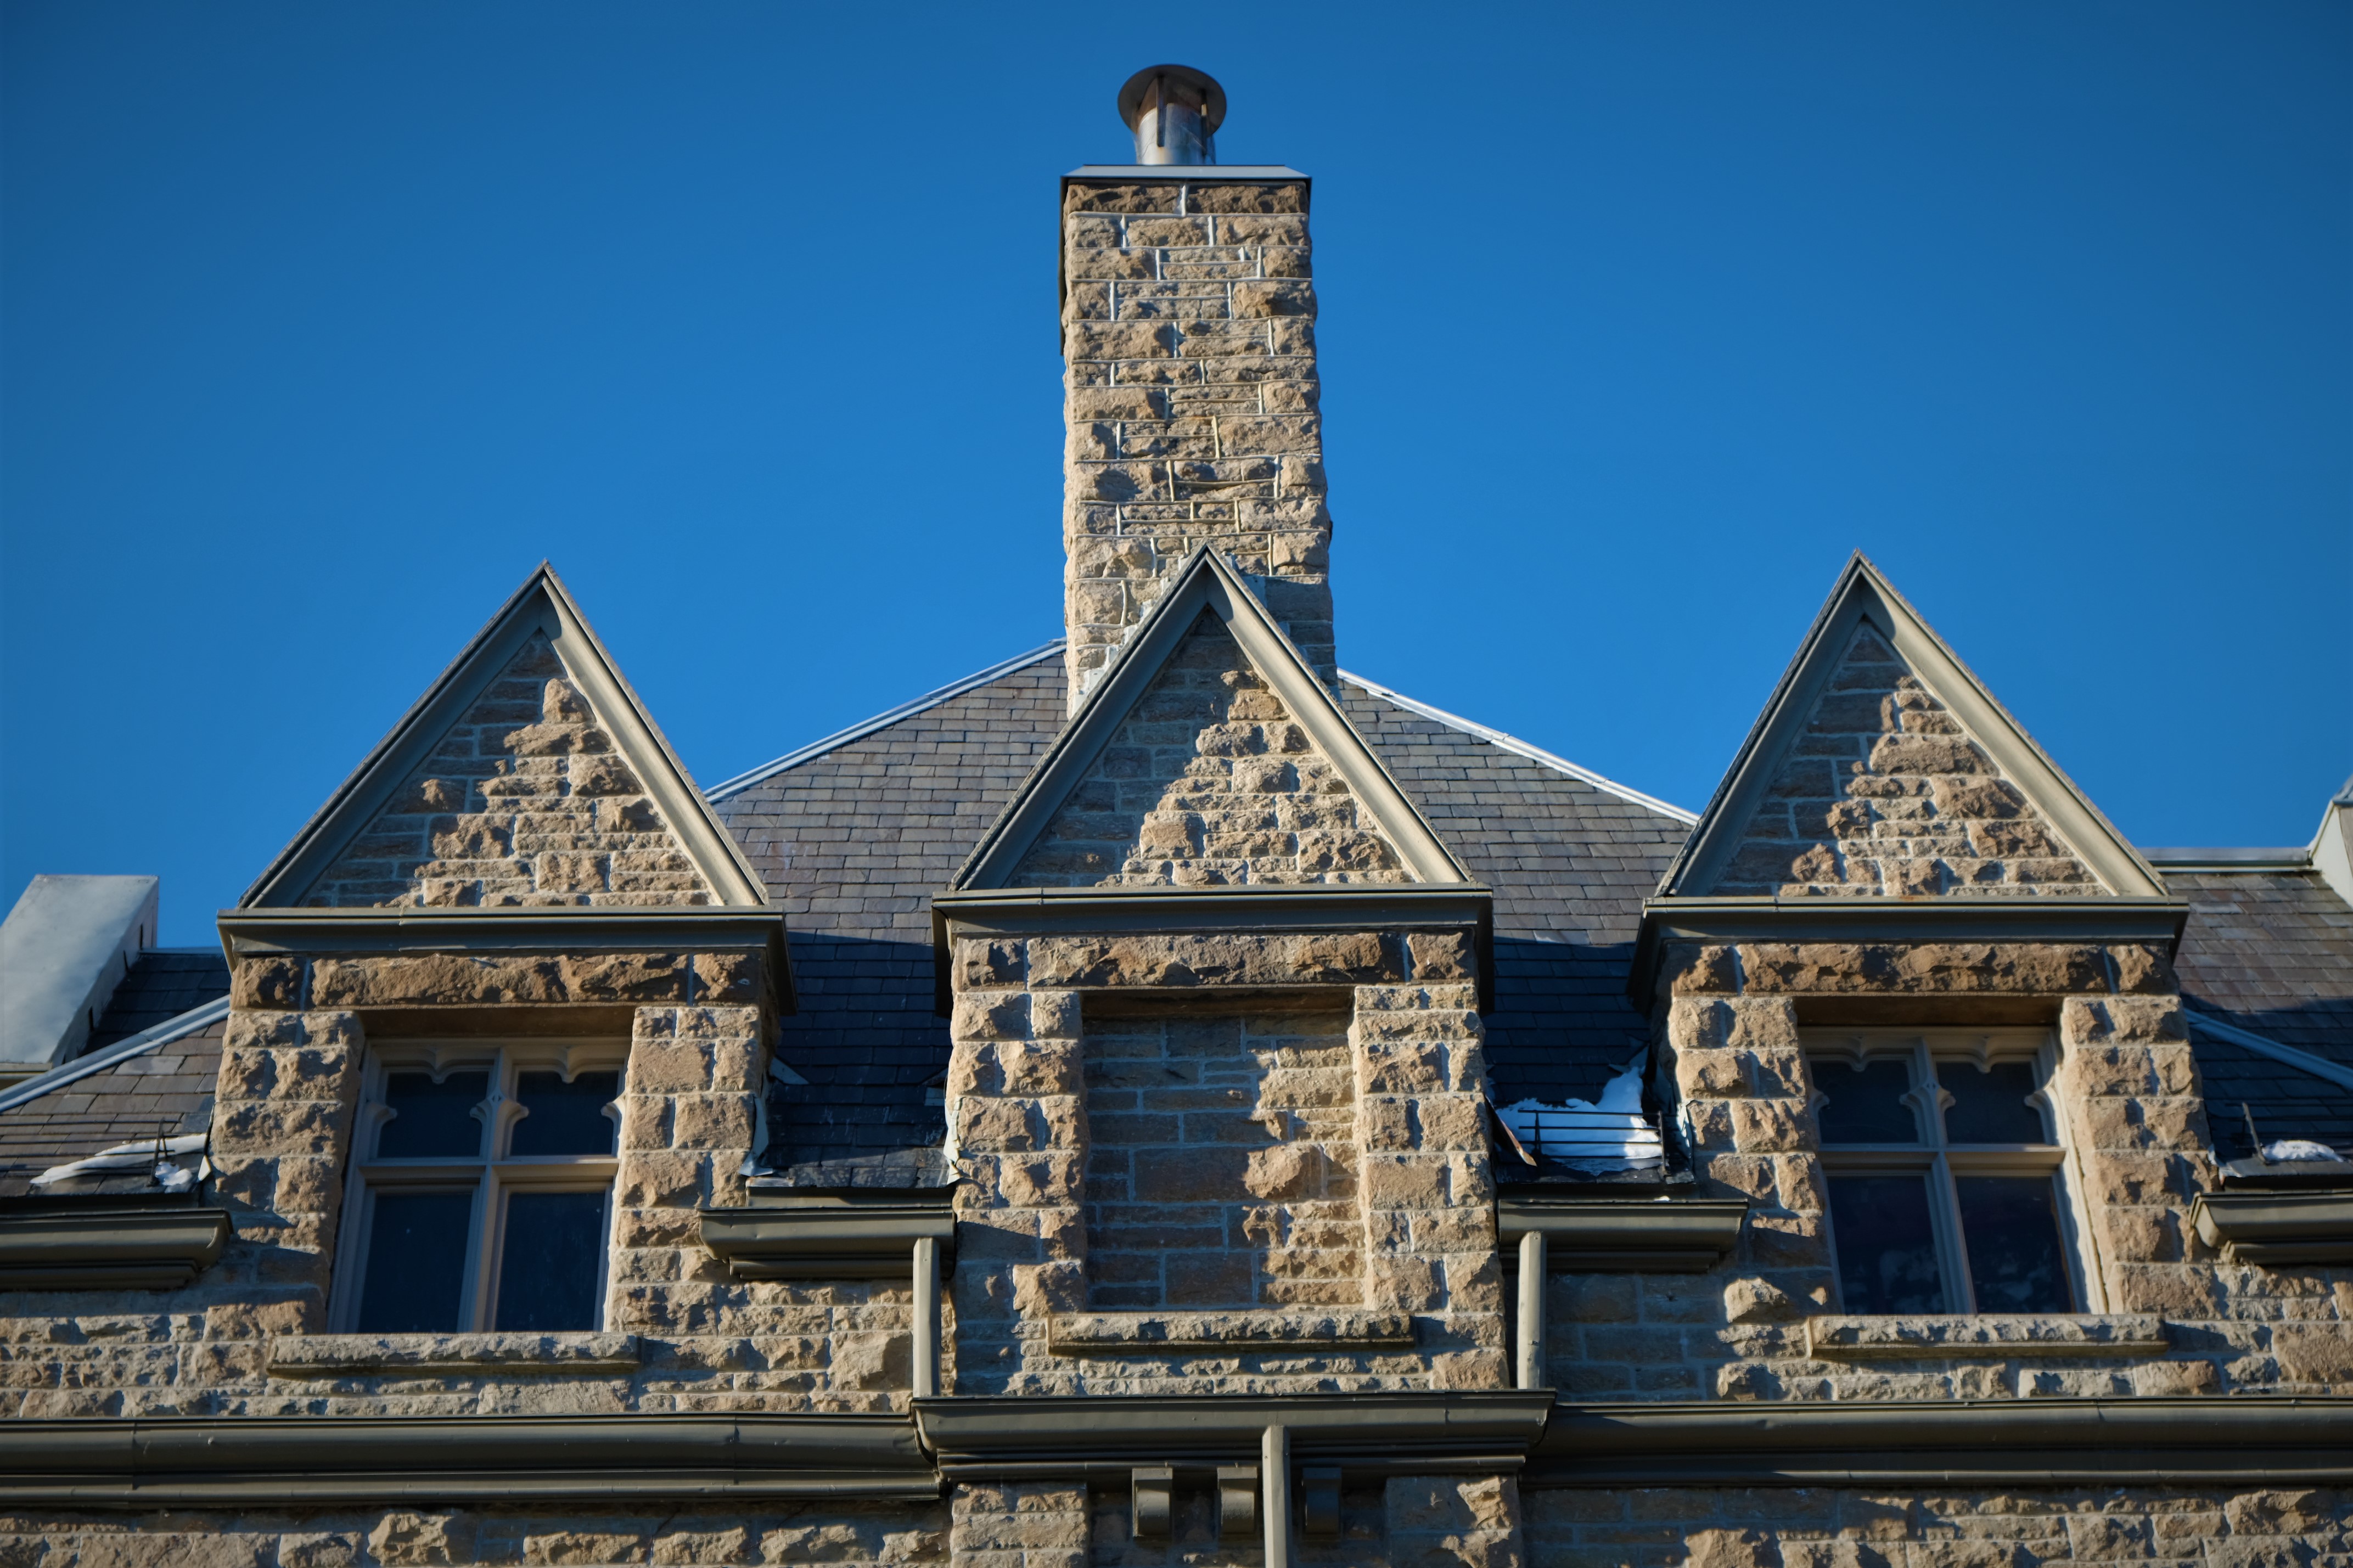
1063;165;1309;182
1657;554;2170;902
0;995;229;1116
241;564;770;912
1527;1396;2353;1487
704;642;1067;802
952;547;1473;892
2141;846;2311;871
0;1413;935;1504
912;1390;1554;1479
1339;672;1698;824
2184;1008;2353;1094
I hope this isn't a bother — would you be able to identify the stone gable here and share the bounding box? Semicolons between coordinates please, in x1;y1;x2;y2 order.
306;635;712;907
1716;625;2098;897
1010;611;1407;887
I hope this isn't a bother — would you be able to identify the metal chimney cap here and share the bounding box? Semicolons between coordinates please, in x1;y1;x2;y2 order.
1117;65;1227;135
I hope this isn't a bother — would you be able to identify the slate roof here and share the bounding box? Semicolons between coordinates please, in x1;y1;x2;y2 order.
0;1015;224;1198
2168;868;2353;1070
2192;1027;2353;1164
711;649;1699;1170
85;950;231;1053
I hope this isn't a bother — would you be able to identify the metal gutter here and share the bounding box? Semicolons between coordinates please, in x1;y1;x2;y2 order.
704;641;1066;802
1528;1396;2353;1486
0;996;229;1116
2142;846;2311;872
1338;671;1699;825
0;1413;936;1504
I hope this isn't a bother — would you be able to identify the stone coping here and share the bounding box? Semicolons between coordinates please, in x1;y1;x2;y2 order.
1046;1310;1413;1356
267;1332;643;1376
1804;1313;2167;1358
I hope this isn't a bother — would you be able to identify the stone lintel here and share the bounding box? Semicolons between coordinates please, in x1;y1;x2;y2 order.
1044;1308;1413;1356
1803;1313;2169;1358
1631;897;2189;1004
224;942;784;1019
266;1332;644;1376
1530;1396;2353;1487
933;887;1493;1010
2191;1189;2353;1264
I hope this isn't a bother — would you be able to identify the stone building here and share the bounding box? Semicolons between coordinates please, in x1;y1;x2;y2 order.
2;63;2349;1568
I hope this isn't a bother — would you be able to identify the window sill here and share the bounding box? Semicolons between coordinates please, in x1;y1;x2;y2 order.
1047;1309;1413;1356
267;1332;642;1377
1805;1314;2166;1359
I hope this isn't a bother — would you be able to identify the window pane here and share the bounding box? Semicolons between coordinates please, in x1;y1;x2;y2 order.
1813;1059;1920;1144
510;1071;620;1156
355;1191;473;1331
378;1071;488;1158
1956;1176;2075;1313
1938;1060;2047;1144
1827;1174;1946;1312
494;1190;608;1331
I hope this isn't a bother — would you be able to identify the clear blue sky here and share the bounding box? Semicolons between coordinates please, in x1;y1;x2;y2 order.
4;3;2347;945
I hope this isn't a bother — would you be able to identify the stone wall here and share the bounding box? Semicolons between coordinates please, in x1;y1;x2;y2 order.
0;1501;946;1568
1062;179;1331;707
1534;938;2353;1402
1523;1484;2349;1568
945;928;1500;1396
1013;614;1405;887
1716;626;2096;898
0;948;939;1418
307;634;711;909
1082;1005;1361;1311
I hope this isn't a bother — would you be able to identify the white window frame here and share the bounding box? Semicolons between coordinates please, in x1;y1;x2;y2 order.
1804;1028;2105;1314
332;1039;627;1334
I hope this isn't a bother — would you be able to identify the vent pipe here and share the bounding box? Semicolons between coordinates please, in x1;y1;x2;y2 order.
1117;65;1225;166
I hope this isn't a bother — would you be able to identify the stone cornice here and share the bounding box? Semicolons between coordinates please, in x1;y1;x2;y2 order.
912;1390;1556;1480
0;1414;935;1504
0;1199;231;1291
1629;895;2190;1002
1529;1397;2353;1486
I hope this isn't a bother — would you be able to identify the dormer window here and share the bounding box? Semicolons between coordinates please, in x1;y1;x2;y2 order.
334;1043;625;1334
1806;1031;2088;1316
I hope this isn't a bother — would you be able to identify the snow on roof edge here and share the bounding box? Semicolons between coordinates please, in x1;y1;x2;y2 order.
1339;669;1700;825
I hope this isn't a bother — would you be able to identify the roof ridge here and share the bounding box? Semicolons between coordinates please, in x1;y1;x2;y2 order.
2182;1004;2353;1094
0;995;231;1116
704;640;1068;802
1338;670;1699;825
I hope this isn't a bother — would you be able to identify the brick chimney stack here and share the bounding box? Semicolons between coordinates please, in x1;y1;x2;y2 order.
1060;66;1331;713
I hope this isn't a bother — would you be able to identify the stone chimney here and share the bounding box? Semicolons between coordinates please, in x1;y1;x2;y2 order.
1060;66;1330;713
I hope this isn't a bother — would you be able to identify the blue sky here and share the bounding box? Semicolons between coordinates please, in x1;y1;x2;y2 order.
4;2;2347;945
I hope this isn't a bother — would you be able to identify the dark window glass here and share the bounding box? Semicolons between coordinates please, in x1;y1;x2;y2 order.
378;1071;488;1158
1956;1176;2075;1313
1827;1174;1946;1312
1938;1060;2047;1144
493;1190;608;1331
1813;1059;1919;1144
355;1191;473;1331
510;1071;620;1156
